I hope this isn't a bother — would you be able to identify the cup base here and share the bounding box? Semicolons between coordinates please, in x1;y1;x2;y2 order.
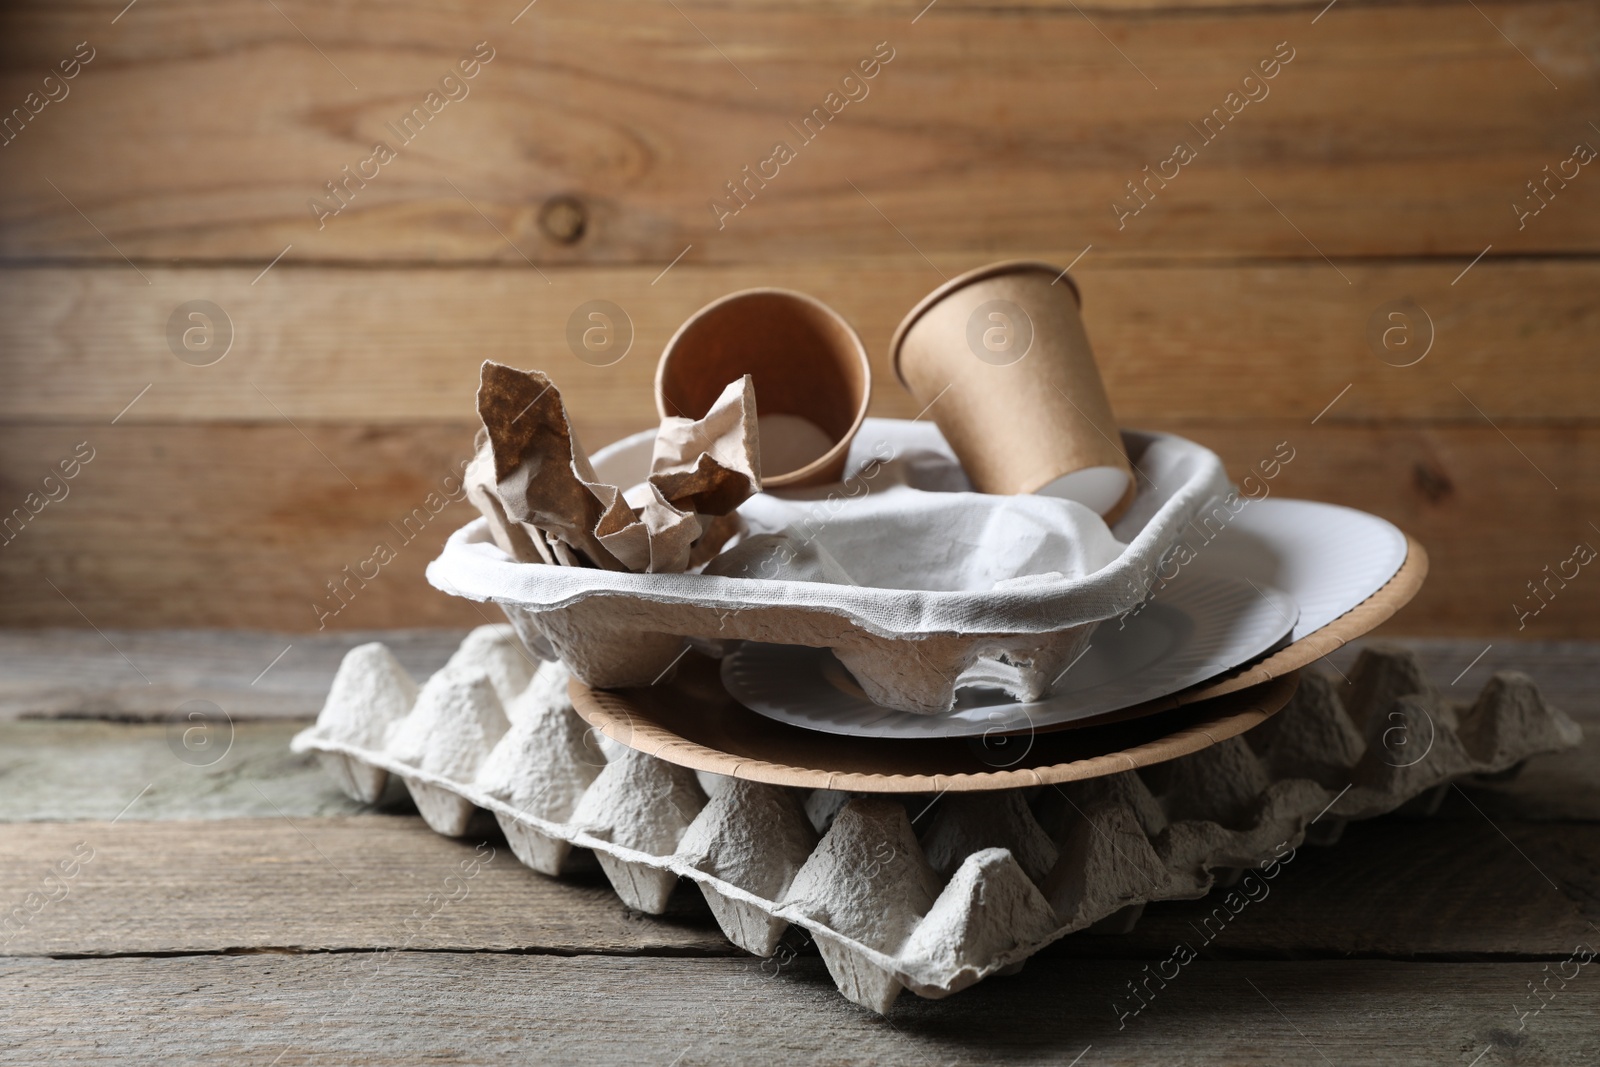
757;413;835;480
1035;465;1131;518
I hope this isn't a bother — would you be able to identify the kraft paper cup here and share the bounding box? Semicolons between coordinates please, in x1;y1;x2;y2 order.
889;260;1135;523
657;288;871;489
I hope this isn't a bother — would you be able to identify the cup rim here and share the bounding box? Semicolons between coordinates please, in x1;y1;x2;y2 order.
655;286;873;488
888;259;1084;389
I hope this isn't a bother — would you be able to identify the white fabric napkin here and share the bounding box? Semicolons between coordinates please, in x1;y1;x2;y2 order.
707;454;1126;592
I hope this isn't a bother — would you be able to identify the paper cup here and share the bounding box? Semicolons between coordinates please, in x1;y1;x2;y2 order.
657;288;871;488
889;260;1135;522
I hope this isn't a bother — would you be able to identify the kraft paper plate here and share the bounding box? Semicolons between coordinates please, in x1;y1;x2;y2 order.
569;535;1426;792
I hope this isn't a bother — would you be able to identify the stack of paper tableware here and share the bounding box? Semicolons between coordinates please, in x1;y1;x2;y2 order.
294;261;1552;1013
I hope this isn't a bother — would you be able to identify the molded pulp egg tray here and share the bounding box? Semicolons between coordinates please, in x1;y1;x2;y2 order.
426;421;1232;714
292;627;1582;1013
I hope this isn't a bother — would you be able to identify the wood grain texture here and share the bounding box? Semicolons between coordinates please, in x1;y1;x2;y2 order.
0;629;463;720
1;812;1595;959
2;955;1595;1064
0;1;1595;263
3;259;1597;424
1;420;1595;633
0;422;489;631
1078;819;1600;958
0;721;383;821
0;818;729;958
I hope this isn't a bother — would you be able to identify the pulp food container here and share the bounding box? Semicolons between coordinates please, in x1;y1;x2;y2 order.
428;419;1233;714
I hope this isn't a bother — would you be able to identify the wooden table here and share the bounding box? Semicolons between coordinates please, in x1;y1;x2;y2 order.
3;632;1597;1065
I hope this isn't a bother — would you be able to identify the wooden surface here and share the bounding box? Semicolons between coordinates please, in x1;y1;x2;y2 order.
1;632;1597;1063
0;629;462;720
6;957;1594;1066
1;1;1596;261
5;957;1596;1066
5;262;1598;424
1;0;1597;635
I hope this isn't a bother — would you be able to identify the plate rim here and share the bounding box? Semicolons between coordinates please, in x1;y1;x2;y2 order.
1187;495;1409;642
568;535;1427;793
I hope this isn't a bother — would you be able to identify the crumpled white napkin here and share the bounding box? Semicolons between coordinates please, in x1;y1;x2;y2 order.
704;453;1126;592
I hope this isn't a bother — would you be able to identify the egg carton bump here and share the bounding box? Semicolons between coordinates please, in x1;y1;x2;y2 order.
292;625;1581;1013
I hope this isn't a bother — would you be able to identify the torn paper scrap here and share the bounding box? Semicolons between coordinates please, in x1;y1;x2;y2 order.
473;362;760;573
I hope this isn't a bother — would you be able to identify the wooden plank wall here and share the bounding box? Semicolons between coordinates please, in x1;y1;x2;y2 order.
0;0;1595;635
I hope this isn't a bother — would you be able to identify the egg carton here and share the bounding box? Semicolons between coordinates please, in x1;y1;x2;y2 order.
291;626;1582;1013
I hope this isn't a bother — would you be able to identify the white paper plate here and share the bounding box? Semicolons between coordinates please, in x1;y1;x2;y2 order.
721;571;1298;738
1183;497;1409;642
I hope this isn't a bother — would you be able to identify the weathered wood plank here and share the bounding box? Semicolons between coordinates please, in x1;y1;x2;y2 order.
0;721;384;821
1071;820;1600;959
1;816;1594;958
1;955;1594;1064
3;260;1597;424
2;421;1596;634
0;1;1595;263
0;818;729;958
1226;419;1598;640
0;422;489;631
0;630;464;721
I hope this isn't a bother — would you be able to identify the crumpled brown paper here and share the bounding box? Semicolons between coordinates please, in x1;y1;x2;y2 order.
469;361;760;573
